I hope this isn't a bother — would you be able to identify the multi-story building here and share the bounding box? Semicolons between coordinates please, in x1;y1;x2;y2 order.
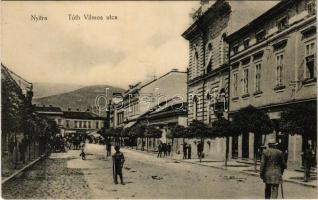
111;69;187;150
227;0;316;168
182;0;230;126
35;106;105;136
181;0;260;159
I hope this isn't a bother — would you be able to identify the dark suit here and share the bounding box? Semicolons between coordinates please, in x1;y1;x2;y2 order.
260;147;286;199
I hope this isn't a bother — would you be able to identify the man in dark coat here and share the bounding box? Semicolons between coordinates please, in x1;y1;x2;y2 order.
187;144;192;159
260;139;287;199
157;143;162;158
302;144;313;182
183;142;187;159
167;143;171;156
112;145;125;184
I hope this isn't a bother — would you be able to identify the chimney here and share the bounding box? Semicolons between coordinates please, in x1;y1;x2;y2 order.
200;0;210;13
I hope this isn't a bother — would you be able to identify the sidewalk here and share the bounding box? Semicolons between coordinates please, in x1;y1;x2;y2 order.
128;148;317;188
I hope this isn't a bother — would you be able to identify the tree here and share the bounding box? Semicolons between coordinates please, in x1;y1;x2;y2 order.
167;125;187;155
135;124;147;150
188;120;210;162
280;103;317;150
144;126;162;151
211;117;236;166
232;105;273;171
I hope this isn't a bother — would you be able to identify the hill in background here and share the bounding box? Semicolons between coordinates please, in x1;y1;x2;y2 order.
33;85;125;116
32;82;84;99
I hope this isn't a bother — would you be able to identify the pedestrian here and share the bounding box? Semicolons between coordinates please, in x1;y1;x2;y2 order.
187;144;192;159
167;143;171;156
260;138;287;199
157;142;162;158
106;142;112;157
197;141;203;159
183;142;187;159
163;143;167;157
302;144;313;182
112;145;125;185
79;148;86;160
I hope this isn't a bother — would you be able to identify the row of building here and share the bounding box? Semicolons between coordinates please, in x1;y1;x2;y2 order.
110;0;316;170
35;105;105;137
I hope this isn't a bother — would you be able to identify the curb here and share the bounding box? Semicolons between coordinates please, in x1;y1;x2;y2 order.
127;148;317;188
172;158;317;188
2;155;45;185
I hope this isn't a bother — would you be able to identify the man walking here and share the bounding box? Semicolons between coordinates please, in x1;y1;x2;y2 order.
106;141;112;157
197;141;203;159
260;139;286;199
112;145;125;185
302;144;313;182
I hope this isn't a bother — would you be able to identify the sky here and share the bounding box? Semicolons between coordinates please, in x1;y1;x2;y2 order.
1;1;277;89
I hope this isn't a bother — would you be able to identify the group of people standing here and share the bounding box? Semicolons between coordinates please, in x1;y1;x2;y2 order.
157;142;171;158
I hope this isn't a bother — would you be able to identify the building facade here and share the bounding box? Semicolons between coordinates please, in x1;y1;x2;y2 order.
110;69;187;150
182;0;235;160
35;106;105;136
227;0;316;168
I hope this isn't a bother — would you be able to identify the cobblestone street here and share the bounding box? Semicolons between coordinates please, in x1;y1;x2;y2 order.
2;144;317;199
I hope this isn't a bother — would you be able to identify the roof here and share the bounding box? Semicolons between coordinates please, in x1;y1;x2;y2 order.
226;0;292;42
182;0;279;40
35;106;63;113
63;111;104;120
123;69;186;98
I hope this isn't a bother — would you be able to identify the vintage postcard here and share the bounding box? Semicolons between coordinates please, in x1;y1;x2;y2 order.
1;0;317;199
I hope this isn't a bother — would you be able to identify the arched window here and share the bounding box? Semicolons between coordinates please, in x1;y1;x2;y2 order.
193;48;199;77
193;96;199;120
207;43;213;73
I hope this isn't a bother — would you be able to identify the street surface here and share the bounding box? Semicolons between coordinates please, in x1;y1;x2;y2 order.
2;144;317;199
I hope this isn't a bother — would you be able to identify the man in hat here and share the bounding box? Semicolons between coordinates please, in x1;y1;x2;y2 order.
112;145;125;184
260;138;287;199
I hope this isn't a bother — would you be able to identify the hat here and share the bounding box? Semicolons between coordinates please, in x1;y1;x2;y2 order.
267;138;278;145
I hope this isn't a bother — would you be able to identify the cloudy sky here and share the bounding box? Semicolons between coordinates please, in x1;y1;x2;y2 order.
2;1;277;89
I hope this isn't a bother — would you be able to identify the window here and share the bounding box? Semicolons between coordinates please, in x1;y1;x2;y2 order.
66;120;69;128
206;43;213;73
277;16;289;31
193;96;198;120
305;42;316;79
255;63;262;93
233;73;238;97
243;39;250;49
243;68;249;94
79;121;82;128
83;121;87;128
276;54;284;86
88;121;91;128
233;45;239;54
74;121;78;128
306;0;316;16
96;121;99;129
57;119;62;125
256;30;266;43
193;50;199;77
